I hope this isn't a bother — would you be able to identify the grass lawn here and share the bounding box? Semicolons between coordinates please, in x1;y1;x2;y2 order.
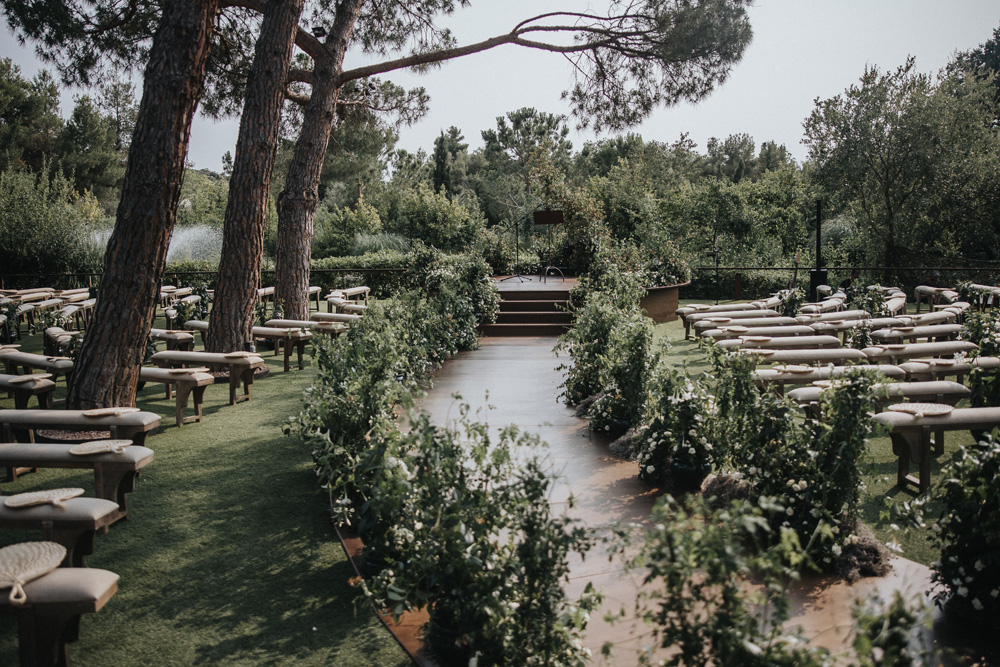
0;327;408;666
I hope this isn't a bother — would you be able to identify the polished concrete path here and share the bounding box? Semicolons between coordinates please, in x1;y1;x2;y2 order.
419;337;936;664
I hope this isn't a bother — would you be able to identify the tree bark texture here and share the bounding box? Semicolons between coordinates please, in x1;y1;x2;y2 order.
67;0;220;409
209;0;305;352
274;0;364;320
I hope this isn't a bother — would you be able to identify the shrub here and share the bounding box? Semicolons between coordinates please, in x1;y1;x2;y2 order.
778;287;806;317
630;494;828;666
313;196;383;259
388;182;485;251
311;250;410;297
721;361;883;565
364;411;600;666
555;295;621;405
962;311;1000;407
587;311;656;435
931;434;1000;621
636;374;718;484
0;166;104;276
845;284;889;316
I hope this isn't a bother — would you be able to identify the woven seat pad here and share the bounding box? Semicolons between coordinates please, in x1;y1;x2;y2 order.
0;567;119;610
0;496;119;523
69;439;133;455
0;542;66;604
0;374;56;389
887;402;955;417
250;325;312;339
863;341;978;359
5;488;84;509
0;442;154;465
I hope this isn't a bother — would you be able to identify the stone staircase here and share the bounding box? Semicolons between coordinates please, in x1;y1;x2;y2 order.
480;287;574;337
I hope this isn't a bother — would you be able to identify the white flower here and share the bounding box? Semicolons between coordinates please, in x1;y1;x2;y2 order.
785;507;794;516
832;545;842;557
973;598;984;611
991;589;999;598
646;465;655;474
688;447;696;455
975;560;985;571
958;586;969;598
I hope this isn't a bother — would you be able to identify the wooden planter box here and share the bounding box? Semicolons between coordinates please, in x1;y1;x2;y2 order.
640;282;689;323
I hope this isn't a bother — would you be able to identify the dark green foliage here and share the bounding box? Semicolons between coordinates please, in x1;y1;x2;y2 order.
0;58;61;173
931;434;1000;620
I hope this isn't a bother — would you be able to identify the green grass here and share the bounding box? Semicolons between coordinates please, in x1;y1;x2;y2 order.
0;327;408;666
657;300;954;568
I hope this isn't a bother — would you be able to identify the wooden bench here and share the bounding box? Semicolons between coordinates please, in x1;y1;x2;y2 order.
0;442;154;520
799;297;844;314
861;340;978;365
914;286;958;313
265;318;347;337
150;351;264;404
684;308;780;339
869;323;962;344
692;315;796;337
739;347;868;366
0;350;75;385
899;355;999;383
873;407;1000;492
753;364;907;395
148;328;195;351
184;321;312;372
0;373;56;409
703;324;815;341
0;409;161;446
0;566;119;666
42;327;80;357
789;380;970;420
717;334;842;351
0;496;120;566
137;367;214;427
795;309;870;324
310;312;362;324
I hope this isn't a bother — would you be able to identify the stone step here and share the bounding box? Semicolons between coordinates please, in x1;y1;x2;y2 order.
495;311;573;325
499;300;569;313
496;289;572;301
479;323;571;337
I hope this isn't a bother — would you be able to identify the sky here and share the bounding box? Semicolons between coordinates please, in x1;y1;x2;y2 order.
3;0;1000;173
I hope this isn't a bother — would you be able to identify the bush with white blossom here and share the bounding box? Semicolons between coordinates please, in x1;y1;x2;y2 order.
931;433;1000;621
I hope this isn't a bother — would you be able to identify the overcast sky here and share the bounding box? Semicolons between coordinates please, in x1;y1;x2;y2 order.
3;0;999;172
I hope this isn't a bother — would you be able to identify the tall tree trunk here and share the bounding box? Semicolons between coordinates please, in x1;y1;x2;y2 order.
274;0;364;320
67;0;219;409
208;0;304;352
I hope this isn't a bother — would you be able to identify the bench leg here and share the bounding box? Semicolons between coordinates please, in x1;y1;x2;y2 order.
17;608;79;667
93;464;135;521
296;341;305;370
282;340;292;372
44;525;97;568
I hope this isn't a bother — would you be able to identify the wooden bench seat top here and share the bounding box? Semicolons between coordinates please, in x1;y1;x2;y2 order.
0;350;75;380
869;324;963;343
788;380;970;407
795;309;870;323
266;318;346;333
678;302;760;317
0;495;121;566
862;340;978;363
151;350;264;368
138;366;214;386
808;317;907;334
703;325;815;340
740;347;868;365
754;364;906;389
718;334;842;350
693;316;797;335
0;409;161;445
0;373;56;409
874;406;1000;491
311;312;362;323
686;308;779;324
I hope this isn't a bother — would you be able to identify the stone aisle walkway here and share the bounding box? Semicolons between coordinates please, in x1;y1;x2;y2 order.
419;337;936;665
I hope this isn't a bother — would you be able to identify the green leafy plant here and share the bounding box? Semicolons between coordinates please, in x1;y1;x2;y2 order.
364;410;600;666
845;284;889;316
853;593;937;666
586;311;656;435
961;311;1000;407
779;287;806;317
846;321;874;350
930;433;1000;621
627;494;828;666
